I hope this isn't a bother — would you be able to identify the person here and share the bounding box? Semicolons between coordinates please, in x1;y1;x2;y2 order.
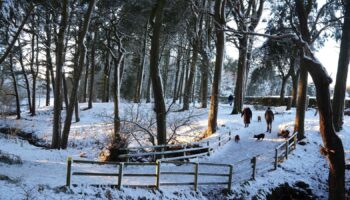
227;94;234;106
241;107;252;127
265;107;274;133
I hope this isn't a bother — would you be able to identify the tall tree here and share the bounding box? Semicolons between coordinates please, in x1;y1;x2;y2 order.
231;0;264;114
299;44;345;200
111;35;125;145
332;0;350;131
52;0;69;149
134;22;148;103
207;0;226;135
182;0;204;111
61;0;96;149
149;0;167;145
88;26;98;110
9;54;20;119
294;0;340;139
17;38;32;113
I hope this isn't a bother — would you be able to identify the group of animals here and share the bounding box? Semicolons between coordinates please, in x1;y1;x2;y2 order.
234;107;275;142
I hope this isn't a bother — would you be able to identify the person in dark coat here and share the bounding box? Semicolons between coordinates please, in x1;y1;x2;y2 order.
241;107;252;127
227;94;234;106
265;107;274;133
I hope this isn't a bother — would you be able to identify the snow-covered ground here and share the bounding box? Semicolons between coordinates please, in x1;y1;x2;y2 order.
0;102;349;199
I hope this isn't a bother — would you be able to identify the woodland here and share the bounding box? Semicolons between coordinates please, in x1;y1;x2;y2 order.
0;0;350;199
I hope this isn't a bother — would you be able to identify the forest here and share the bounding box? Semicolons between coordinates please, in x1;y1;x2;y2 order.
0;0;350;199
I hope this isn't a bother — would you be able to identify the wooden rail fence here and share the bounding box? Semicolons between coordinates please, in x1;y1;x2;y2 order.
118;131;235;162
66;159;233;191
66;132;299;191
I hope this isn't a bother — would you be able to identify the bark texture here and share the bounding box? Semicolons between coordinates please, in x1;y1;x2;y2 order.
207;0;225;135
149;0;167;145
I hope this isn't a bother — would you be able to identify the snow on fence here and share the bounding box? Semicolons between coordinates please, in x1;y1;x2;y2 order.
66;132;298;191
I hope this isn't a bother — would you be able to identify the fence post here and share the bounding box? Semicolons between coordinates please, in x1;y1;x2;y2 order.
118;163;124;190
228;165;233;190
218;136;221;147
207;141;211;156
293;134;297;150
194;163;199;191
229;132;231;141
285;141;289;159
251;156;256;180
66;157;72;187
156;160;161;190
274;149;278;170
183;144;186;157
161;147;165;159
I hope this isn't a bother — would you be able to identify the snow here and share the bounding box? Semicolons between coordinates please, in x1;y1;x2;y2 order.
0;101;349;199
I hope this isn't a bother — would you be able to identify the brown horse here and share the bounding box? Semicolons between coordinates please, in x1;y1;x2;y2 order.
265;107;274;133
241;107;252;127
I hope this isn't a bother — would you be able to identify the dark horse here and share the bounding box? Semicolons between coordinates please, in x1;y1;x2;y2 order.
265;107;274;133
241;107;252;127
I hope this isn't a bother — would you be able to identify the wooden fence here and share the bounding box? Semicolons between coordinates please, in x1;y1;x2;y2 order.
66;159;233;191
118;131;235;162
66;132;299;191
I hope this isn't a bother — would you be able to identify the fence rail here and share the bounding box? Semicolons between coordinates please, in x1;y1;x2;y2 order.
118;131;235;162
66;132;299;191
66;159;233;191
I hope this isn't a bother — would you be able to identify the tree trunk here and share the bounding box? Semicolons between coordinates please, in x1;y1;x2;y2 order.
18;39;32;112
146;73;152;103
82;47;90;103
332;1;350;132
294;0;311;140
62;73;69;111
162;48;171;98
207;0;225;135
280;75;290;106
303;55;345;200
199;47;209;108
183;41;199;110
102;51;111;102
172;40;182;103
88;28;97;109
112;51;124;144
291;70;299;107
149;0;167;145
134;23;148;103
177;56;185;103
9;54;21;119
31;33;40;116
294;53;308;140
232;36;248;114
45;11;54;106
290;49;299;107
74;100;80;122
178;46;191;104
61;0;96;149
52;0;69;149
